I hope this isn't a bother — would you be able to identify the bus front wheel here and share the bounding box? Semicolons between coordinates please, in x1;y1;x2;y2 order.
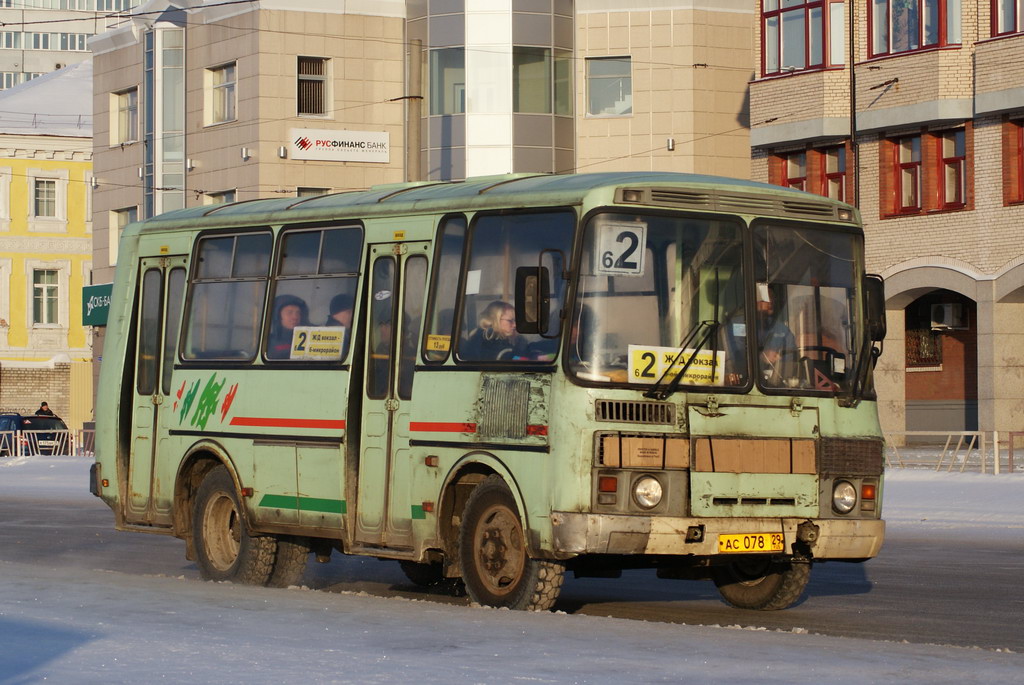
192;465;276;585
713;558;810;610
458;475;564;611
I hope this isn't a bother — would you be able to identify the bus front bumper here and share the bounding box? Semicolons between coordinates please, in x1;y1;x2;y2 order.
549;512;884;560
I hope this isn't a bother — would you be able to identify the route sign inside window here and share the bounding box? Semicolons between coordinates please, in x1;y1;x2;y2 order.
596;221;647;276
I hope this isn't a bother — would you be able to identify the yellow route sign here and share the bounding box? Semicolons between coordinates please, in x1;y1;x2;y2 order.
627;345;724;385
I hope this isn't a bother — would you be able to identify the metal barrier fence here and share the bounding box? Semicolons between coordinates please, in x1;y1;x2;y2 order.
885;431;1022;474
0;429;82;457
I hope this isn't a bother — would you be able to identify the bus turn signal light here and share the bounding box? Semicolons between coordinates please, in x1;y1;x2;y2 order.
598;476;618;492
861;483;877;500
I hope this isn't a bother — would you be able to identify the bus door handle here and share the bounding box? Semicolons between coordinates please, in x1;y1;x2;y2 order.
152;395;164;406
384;398;400;412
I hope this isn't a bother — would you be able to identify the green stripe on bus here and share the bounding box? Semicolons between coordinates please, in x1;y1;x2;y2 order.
410;504;427;519
258;494;346;514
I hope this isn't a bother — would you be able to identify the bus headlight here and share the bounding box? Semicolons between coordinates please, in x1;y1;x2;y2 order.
633;476;663;509
832;480;857;514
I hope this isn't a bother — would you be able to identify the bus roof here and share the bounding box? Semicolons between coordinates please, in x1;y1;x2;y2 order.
130;171;848;235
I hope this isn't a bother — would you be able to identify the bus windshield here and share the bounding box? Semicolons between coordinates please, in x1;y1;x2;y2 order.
569;212;863;394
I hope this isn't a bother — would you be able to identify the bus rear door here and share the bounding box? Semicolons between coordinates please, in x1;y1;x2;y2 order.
126;255;187;526
354;242;430;549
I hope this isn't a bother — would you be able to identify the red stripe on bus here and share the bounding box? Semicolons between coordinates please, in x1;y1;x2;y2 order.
229;417;346;430
526;424;548;436
409;422;477;433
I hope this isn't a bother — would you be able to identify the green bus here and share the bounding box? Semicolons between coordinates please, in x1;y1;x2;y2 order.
92;172;886;611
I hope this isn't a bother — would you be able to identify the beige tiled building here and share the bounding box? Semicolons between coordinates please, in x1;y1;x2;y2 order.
749;0;1024;439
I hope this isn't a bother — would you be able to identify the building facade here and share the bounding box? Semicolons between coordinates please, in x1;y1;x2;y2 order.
748;0;1024;438
0;0;138;90
0;62;94;428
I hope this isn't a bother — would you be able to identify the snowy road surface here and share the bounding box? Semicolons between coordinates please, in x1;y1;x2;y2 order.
1;456;1022;684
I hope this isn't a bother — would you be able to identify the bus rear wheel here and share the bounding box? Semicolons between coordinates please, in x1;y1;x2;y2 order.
459;475;564;611
192;465;276;585
713;558;810;610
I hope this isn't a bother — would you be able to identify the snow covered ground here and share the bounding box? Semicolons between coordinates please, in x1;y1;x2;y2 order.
1;456;1022;684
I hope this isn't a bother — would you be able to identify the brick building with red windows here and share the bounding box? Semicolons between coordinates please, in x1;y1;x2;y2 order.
749;0;1024;440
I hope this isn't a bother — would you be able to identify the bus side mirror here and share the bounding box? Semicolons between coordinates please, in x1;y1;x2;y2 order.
864;274;886;342
515;266;550;335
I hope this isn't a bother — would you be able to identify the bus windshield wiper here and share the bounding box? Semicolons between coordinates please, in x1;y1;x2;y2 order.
643;320;719;401
841;334;879;408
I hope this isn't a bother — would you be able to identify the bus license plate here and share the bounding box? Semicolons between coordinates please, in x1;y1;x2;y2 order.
718;533;784;554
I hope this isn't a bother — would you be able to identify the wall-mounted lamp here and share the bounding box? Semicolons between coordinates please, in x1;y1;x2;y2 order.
666;137;675;152
90;176;98;189
278;146;287;159
138;167;144;179
240;147;251;161
186;158;195;171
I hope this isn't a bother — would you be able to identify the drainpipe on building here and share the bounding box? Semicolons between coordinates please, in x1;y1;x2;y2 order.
849;0;859;208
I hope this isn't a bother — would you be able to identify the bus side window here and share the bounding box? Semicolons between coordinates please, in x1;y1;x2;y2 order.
183;231;272;361
455;210;573;363
422;215;466;363
266;224;363;362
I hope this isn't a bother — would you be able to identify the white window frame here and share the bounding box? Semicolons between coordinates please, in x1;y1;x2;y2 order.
205;62;237;126
108;206;137;266
111;87;138;145
0;166;10;232
27;168;68;232
0;258;10;349
24;259;70;335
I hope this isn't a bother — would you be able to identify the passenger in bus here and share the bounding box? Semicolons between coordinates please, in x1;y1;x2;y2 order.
464;300;529;361
325;293;354;357
268;294;310;359
756;285;797;386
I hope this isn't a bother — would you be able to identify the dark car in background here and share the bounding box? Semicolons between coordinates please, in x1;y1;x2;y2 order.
0;413;71;456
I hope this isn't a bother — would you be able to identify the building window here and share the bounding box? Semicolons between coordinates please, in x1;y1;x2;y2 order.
296;187;329;197
204;190;236;205
297;57;327;116
208;62;236;124
512;47;571;115
586;57;631;116
762;0;845;76
33;269;58;325
939;129;965;208
1;32;22;49
870;0;961;57
114;88;138;144
894;135;922;213
34;179;56;217
1004;118;1024;204
429;48;465;115
822;145;846;201
109;206;137;265
783;151;807;190
0;72;17;89
993;0;1024;35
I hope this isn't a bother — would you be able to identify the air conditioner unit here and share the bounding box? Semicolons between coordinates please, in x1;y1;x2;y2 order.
54;63;65;70
930;303;967;330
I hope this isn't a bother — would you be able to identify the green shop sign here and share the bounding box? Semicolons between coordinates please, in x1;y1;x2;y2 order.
82;283;113;326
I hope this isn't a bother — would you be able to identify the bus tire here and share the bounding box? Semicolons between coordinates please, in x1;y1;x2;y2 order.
193;465;276;585
713;558;811;610
459;474;564;611
267;536;311;588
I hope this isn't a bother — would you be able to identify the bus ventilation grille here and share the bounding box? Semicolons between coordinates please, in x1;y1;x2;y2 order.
478;376;531;439
644;188;839;221
820;438;884;475
595;399;675;425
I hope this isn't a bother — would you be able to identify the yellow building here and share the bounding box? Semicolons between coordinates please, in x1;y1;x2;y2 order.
0;60;93;430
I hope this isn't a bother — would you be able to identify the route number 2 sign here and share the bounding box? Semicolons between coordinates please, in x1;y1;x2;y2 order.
596;221;647;277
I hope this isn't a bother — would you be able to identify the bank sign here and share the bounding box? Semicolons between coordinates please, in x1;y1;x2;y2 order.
82;283;113;326
289;129;390;163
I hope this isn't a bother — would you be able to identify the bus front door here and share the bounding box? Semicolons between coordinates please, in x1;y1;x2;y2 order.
125;256;187;526
354;243;430;549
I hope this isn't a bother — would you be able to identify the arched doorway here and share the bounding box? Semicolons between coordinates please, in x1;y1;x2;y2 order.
903;289;978;432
